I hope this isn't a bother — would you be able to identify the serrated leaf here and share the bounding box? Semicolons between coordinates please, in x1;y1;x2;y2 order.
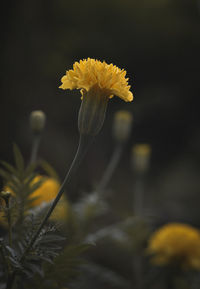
8;256;22;269
28;179;44;195
39;160;60;181
38;234;66;244
24;163;37;178
0;161;18;176
24;173;37;186
37;255;54;264
0;169;12;182
26;262;44;277
5;246;18;258
13;144;24;175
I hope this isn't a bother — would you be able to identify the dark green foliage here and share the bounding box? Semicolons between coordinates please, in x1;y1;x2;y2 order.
0;145;90;289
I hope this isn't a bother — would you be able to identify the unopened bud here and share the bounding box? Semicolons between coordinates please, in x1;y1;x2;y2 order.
132;144;151;173
78;85;109;136
0;191;11;204
30;110;46;134
113;110;133;143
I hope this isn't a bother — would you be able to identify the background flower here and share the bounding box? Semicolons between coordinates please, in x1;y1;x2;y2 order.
147;223;200;270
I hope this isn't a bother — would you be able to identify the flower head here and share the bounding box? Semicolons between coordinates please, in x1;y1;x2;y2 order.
147;223;200;270
30;176;60;206
0;176;69;226
59;58;133;102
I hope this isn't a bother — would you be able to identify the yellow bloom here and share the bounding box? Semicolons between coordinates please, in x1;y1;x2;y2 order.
147;223;200;270
30;176;60;206
0;176;69;226
30;176;70;221
59;58;133;102
3;176;60;207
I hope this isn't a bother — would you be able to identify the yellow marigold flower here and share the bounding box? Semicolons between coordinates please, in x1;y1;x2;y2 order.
60;58;134;136
59;58;133;102
30;176;60;207
147;223;200;270
0;176;69;225
30;176;70;222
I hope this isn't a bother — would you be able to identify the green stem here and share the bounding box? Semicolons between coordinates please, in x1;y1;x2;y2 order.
132;173;146;289
22;134;92;260
6;134;93;289
6;272;16;289
133;173;145;216
30;134;41;164
97;143;123;194
5;198;12;247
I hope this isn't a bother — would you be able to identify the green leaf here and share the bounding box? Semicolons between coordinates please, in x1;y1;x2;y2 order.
24;163;37;179
0;168;12;182
13;144;24;175
39;160;60;181
42;243;91;284
23;172;37;187
28;179;44;195
0;161;18;176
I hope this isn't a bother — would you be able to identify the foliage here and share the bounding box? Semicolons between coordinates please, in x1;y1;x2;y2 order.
0;145;90;289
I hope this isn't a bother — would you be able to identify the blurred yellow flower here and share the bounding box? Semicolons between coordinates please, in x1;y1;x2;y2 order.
0;176;69;226
30;176;60;206
59;58;133;102
30;176;69;222
147;223;200;270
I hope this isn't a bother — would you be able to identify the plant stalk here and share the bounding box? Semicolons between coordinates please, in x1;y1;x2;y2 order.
5;198;12;247
97;143;123;194
30;134;41;164
6;134;93;289
23;134;92;259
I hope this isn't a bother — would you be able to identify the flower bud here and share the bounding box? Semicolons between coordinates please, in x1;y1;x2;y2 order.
132;144;151;173
113;110;133;143
78;85;109;136
30;110;46;134
0;191;11;202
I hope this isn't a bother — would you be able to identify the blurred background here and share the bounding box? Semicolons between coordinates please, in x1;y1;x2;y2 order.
1;0;200;227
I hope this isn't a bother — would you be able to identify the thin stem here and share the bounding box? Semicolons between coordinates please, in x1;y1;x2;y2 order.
5;198;12;247
4;198;14;289
133;174;145;216
6;134;93;289
97;143;123;194
132;173;145;289
21;134;92;261
166;269;175;289
132;254;143;289
30;134;41;164
6;273;16;289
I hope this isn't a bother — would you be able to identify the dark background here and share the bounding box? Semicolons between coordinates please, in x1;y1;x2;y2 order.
1;0;200;224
